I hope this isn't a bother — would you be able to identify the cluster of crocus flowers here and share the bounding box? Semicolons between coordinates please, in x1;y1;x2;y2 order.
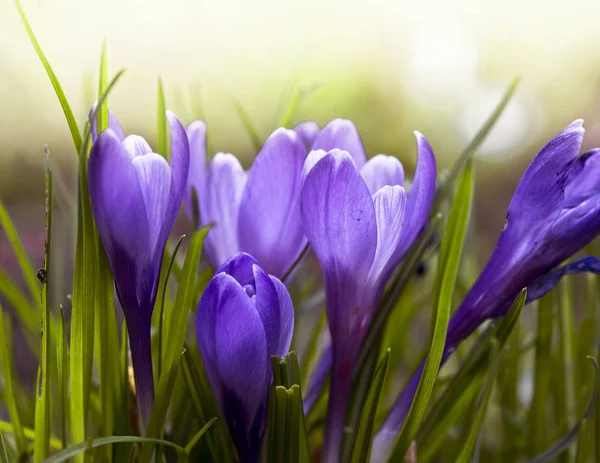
88;108;190;427
86;97;600;463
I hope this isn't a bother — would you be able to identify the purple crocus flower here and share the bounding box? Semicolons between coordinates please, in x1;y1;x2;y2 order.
373;120;600;461
300;130;437;461
293;121;320;149
88;109;190;427
196;252;294;463
185;126;307;279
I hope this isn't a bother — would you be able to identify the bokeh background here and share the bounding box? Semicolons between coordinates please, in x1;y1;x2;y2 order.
2;0;600;269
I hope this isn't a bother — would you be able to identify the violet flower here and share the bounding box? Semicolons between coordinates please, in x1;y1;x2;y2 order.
185;126;307;278
373;120;600;461
88;110;189;427
300;130;437;461
196;253;294;463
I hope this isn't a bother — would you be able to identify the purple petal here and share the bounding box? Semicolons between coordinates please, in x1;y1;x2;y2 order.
508;120;584;226
252;264;281;357
237;128;307;278
122;135;153;157
311;119;367;168
368;185;408;283
185;120;208;218
360;154;405;195
203;153;247;269
217;252;260;287
88;129;149;313
300;149;377;337
166;111;191;227
269;275;294;356
89;102;125;142
302;149;329;182
196;273;270;429
293;121;320;149
131;153;172;253
394;132;437;260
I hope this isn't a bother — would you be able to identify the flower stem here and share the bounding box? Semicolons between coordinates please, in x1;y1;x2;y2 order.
128;319;155;431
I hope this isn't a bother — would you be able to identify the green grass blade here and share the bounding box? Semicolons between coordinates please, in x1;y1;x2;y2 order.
268;385;304;463
0;269;38;345
529;357;599;463
349;349;390;463
389;161;474;460
57;307;68;449
0;421;62;451
440;77;519;195
0;304;26;457
276;82;322;128
157;78;168;158
12;0;82;153
455;338;502;463
0;431;9;463
528;292;555;455
0;201;39;305
45;436;189;463
184;418;218;455
70;69;125;460
97;40;109;132
33;152;53;462
140;227;209;462
158;235;185;378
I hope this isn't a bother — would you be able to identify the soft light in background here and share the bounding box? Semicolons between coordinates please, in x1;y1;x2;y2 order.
1;0;600;260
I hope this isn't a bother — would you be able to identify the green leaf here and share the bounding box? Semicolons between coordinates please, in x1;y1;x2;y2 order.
158;235;185;379
529;357;599;463
12;0;83;153
0;304;25;457
140;227;209;462
268;385;305;463
528;292;555;455
33;152;52;463
70;69;125;460
0;200;39;307
44;436;190;463
184;418;218;454
417;289;526;456
276;82;322;128
389;161;474;460
455;338;502;463
97;40;109;132
0;268;38;351
0;421;62;451
157;78;168;158
181;342;236;462
439;76;520;195
57;307;68;449
349;349;390;463
0;431;9;463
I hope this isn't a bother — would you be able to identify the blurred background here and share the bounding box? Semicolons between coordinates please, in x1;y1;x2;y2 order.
2;0;600;269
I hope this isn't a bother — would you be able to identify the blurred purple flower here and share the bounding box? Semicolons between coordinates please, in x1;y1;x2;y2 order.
88;109;190;426
185;125;307;279
373;120;600;461
293;121;320;149
300;130;436;461
196;253;294;463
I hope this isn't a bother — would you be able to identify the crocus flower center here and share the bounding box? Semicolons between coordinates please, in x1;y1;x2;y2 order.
243;284;256;298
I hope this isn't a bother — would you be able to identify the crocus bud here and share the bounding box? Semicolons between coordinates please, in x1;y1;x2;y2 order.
196;253;294;463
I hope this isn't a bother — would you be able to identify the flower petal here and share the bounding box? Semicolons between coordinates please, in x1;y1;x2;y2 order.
252;264;281;357
88;129;150;313
394;132;437;260
269;275;294;356
237;128;307;277
311;119;367;168
122;135;153;157
166;111;191;228
185;120;208;218
368;185;408;283
131;153;172;254
293;121;320;149
203;153;247;268
508;120;584;226
89;102;125;142
302;149;329;181
300;149;377;337
360;154;405;195
217;252;260;287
